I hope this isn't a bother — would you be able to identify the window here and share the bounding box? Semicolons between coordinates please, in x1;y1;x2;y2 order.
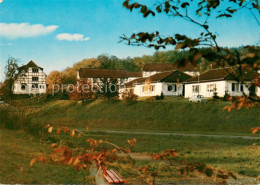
32;77;38;81
151;85;155;92
167;84;177;92
32;84;38;89
240;84;244;92
32;68;38;73
232;83;240;92
192;85;200;93
21;84;26;90
141;86;145;92
207;84;216;92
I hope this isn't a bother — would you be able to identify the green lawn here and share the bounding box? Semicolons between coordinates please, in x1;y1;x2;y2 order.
0;129;92;184
1;128;259;184
2;97;259;183
15;98;260;134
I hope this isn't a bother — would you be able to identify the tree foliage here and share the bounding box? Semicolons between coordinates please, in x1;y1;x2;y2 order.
4;57;19;100
121;0;260;109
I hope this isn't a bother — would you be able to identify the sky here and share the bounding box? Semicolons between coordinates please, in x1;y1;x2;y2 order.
0;0;259;81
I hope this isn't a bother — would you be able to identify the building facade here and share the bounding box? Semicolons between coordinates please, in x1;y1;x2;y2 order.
123;70;191;97
184;68;259;98
13;61;47;94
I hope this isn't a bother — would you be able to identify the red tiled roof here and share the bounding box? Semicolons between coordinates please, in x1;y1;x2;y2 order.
143;62;197;72
126;72;143;77
184;68;235;83
79;68;129;78
125;70;191;87
184;67;258;83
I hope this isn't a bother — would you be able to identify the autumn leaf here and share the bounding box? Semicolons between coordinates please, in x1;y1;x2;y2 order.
48;127;53;133
51;143;58;148
72;157;80;166
56;128;62;134
38;156;47;164
77;132;81;138
86;126;90;131
30;158;37;167
251;127;260;134
70;129;75;137
257;175;260;180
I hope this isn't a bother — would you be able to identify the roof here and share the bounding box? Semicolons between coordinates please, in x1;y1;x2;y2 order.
184;67;258;83
143;63;175;72
126;72;143;77
125;70;191;87
79;68;129;78
18;60;43;72
143;62;197;72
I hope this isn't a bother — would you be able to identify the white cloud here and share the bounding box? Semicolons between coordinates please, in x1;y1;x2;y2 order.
56;33;90;41
0;23;58;39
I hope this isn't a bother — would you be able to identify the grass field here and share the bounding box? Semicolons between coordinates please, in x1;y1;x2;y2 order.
1;128;259;184
2;97;259;183
14;97;260;134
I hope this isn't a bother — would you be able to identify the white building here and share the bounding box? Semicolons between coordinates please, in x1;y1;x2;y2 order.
142;63;197;77
184;68;259;98
123;70;191;97
13;61;47;95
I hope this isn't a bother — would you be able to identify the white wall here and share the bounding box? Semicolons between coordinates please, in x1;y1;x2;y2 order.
132;82;183;97
184;80;251;98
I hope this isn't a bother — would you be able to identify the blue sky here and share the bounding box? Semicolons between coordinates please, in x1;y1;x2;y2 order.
0;0;259;81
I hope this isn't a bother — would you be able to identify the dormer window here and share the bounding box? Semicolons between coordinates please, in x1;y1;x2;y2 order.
32;68;38;73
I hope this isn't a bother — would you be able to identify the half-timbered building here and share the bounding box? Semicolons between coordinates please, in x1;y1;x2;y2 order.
13;61;47;94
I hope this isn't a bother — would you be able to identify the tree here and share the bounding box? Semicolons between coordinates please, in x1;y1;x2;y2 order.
4;57;19;101
97;78;119;101
69;78;95;103
46;70;63;95
121;0;260;109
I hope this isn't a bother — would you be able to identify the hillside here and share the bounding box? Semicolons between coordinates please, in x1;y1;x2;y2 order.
20;98;259;134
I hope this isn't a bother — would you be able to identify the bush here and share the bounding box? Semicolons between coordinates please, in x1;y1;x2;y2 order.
155;95;161;100
213;90;219;99
122;89;138;104
160;92;164;100
0;107;28;130
223;91;231;101
0;105;45;137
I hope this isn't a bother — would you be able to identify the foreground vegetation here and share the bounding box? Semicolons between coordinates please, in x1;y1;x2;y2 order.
1;99;260;184
0;127;259;184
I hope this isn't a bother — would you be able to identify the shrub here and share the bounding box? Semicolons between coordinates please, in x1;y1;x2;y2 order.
155;95;161;100
122;89;138;104
160;92;164;100
223;91;231;101
213;88;219;99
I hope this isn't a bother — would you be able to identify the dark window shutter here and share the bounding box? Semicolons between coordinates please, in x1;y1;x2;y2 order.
240;84;244;92
232;83;235;92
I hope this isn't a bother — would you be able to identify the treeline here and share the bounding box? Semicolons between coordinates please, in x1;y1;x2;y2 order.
49;47;242;85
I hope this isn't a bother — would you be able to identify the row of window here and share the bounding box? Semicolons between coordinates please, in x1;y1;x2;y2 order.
141;84;178;93
24;68;39;73
192;83;245;93
21;84;45;90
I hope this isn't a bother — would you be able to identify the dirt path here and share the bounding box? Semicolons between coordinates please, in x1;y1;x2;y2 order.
88;129;260;140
